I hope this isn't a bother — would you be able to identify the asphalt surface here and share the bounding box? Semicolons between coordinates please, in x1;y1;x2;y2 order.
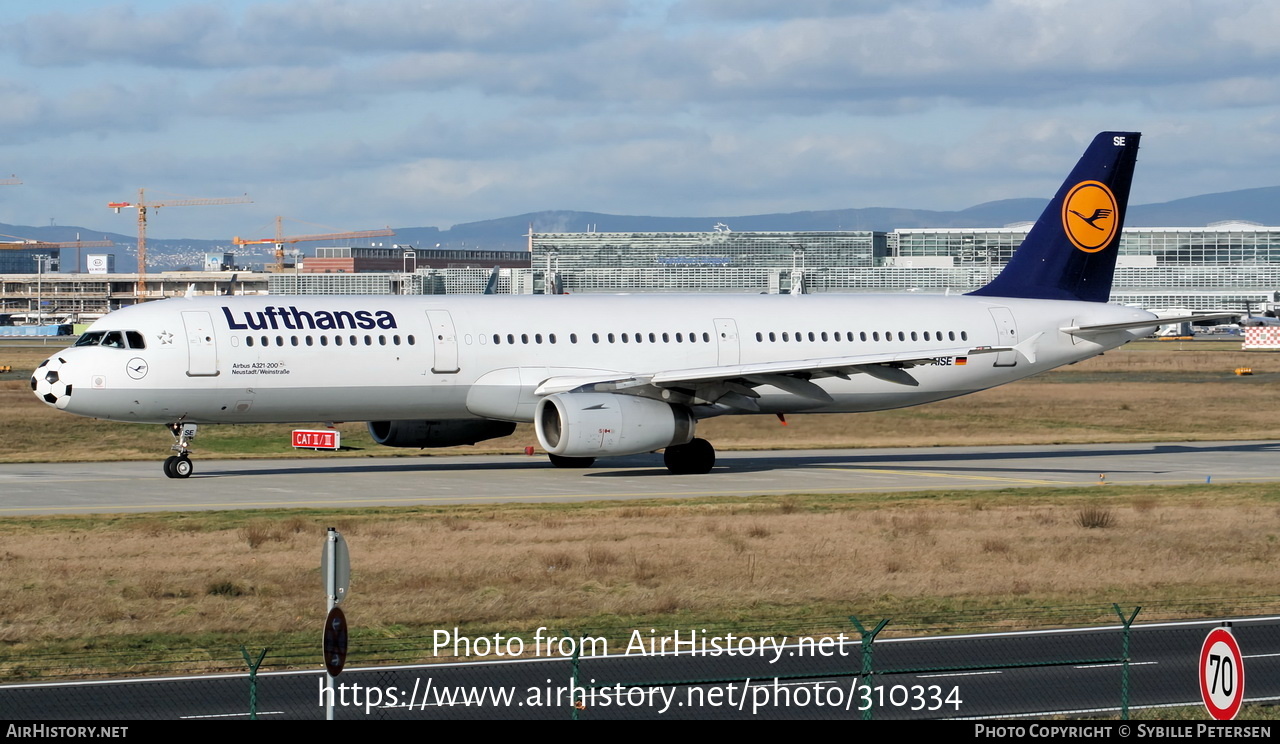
4;616;1279;719
1;440;1278;515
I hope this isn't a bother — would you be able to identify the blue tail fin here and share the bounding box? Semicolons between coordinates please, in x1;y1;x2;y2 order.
968;131;1140;302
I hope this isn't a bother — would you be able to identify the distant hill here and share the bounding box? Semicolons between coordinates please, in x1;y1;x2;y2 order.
8;186;1280;272
399;186;1280;251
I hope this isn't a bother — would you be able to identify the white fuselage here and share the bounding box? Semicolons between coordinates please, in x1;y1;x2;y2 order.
38;293;1154;426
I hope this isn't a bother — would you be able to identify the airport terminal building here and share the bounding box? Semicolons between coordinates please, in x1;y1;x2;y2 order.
517;222;1280;311
4;223;1280;319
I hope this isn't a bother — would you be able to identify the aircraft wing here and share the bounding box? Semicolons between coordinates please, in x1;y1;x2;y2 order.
535;342;1026;410
1062;312;1241;337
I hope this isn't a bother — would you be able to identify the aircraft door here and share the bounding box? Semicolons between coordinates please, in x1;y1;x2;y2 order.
181;310;219;377
988;307;1018;367
426;310;460;374
714;318;740;366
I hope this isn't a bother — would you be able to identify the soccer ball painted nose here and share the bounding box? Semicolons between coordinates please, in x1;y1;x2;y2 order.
31;355;73;409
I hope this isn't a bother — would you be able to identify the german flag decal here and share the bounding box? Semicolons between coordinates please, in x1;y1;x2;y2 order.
955;357;968;366
1062;180;1119;253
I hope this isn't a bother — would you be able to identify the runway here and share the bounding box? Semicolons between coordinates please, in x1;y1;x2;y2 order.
2;440;1279;516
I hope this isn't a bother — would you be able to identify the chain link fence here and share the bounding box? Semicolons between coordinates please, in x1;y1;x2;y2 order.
3;602;1279;720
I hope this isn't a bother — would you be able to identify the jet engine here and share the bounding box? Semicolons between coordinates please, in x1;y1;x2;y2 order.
368;419;517;448
535;392;695;458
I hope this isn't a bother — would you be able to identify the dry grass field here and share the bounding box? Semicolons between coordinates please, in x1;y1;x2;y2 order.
2;486;1279;661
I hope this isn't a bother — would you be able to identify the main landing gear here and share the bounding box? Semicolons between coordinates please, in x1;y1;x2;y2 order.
545;437;717;474
163;422;199;479
663;438;716;475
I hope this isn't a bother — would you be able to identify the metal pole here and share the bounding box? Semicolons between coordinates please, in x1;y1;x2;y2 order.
849;616;890;721
1113;604;1142;721
326;527;337;721
240;646;268;721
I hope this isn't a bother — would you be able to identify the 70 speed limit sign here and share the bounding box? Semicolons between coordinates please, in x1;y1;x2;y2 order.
1200;627;1245;720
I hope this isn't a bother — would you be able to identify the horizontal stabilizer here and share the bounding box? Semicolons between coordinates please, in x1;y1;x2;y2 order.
1062;313;1240;337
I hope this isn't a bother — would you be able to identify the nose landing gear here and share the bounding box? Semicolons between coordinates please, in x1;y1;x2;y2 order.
163;422;198;479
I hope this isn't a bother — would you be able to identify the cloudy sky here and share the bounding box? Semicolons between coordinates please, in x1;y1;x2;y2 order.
0;0;1278;241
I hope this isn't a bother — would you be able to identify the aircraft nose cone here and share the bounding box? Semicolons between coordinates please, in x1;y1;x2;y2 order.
31;355;74;409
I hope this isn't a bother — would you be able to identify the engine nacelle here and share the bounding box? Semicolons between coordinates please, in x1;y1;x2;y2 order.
368;419;517;448
535;392;695;458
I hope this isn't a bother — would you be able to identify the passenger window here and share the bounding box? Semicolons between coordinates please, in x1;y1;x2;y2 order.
246;336;255;347
321;336;329;346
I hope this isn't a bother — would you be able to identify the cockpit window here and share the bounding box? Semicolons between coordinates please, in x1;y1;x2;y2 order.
73;330;145;349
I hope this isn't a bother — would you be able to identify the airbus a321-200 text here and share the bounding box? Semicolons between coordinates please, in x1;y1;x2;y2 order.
32;131;1225;478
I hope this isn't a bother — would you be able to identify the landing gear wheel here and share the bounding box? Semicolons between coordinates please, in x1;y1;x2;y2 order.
163;455;178;479
171;455;194;478
548;453;595;469
174;455;195;478
664;438;715;475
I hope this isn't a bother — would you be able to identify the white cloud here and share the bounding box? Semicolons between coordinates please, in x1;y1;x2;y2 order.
2;0;1280;236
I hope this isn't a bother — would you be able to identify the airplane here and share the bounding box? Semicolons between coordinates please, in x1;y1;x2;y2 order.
29;131;1228;478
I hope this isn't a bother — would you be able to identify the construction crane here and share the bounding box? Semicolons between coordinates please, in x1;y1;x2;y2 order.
109;188;251;294
233;216;394;272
